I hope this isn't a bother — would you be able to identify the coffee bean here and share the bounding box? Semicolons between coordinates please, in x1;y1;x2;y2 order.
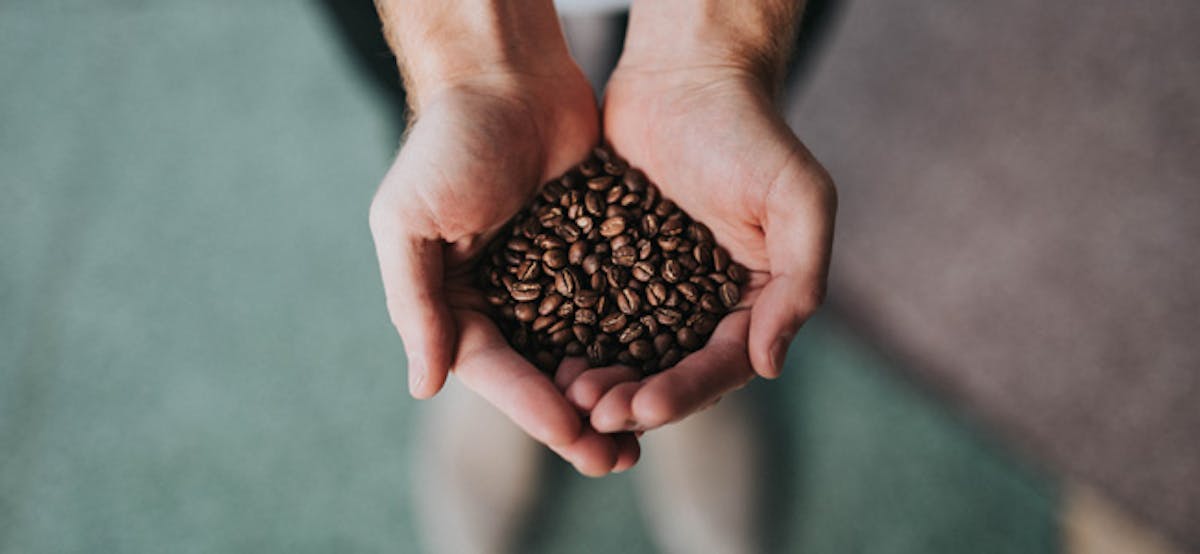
632;261;655;282
662;259;684;283
641;214;659;237
589;271;606;292
660;348;683;369
660;215;685;237
646;281;668;306
629;339;654;361
657;236;682;252
605;265;628;288
575;308;597;325
537;235;566;251
653;333;674;355
654;307;683;326
691;275;717;292
712;247;731;272
693;243;713;268
538;293;564;315
640;314;660;336
556;300;574;318
582;254;601;275
579;160;601;178
700;293;724;314
587;337;614;365
532;315;556;332
727;263;749;284
610;244;636;266
617;288;642;315
574;289;600;308
573;324;594;345
547;318;570;335
676;282;700;303
623;169;647;192
550;328;573;346
654;199;676;218
599;312;627;334
617;351;636;365
556;221;581;242
507;237;532;252
586;175;614;191
689;312;718;335
554;268;580;296
534;351;558;372
606;185;625;204
677;327;702;350
565;340;585;355
543;249;566;270
514;302;537;322
719;282;741;308
599;216;627;237
509;281;542;302
568;241;588;265
584;191;605;216
618;322;646;344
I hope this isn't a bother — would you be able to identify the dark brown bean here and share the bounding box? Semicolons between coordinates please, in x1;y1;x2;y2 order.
631;261;655;282
509;281;542;302
599;217;627;237
700;293;725;314
653;333;674;355
575;309;597;325
629;339;654;361
586;175;614;191
646;281;668;306
612;245;637;267
543;249;566;270
677;327;702;350
514;302;537;322
573;325;594;345
568;240;588;265
538;293;564;315
599;312;628;334
663;259;683;283
719;282;741;308
712;246;731;272
618;322;645;344
554;268;579;296
654;307;683;326
616;288;642;315
532;315;556;332
727;263;749;284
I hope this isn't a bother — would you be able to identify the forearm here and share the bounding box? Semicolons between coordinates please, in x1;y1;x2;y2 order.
621;0;805;89
374;0;575;109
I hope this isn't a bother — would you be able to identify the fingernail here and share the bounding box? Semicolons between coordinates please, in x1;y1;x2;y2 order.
769;335;793;376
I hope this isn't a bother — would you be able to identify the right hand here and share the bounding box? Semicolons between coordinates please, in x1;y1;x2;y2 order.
368;68;639;476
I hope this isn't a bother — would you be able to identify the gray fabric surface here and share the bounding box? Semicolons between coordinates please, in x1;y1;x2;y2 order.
794;0;1200;548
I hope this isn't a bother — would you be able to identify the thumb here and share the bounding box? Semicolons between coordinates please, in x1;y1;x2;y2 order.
369;208;456;398
748;154;836;379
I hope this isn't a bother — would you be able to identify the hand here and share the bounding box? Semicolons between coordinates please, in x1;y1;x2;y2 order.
368;68;639;475
563;60;836;433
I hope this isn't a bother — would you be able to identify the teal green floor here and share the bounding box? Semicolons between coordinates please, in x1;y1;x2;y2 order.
0;3;1057;553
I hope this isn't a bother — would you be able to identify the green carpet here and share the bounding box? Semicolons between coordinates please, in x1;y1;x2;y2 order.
0;2;1057;552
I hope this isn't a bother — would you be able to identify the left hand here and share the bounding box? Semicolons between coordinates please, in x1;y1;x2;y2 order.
560;63;836;433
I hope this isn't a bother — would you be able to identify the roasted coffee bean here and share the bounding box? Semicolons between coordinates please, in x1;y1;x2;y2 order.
654;199;676;218
619;322;646;344
719;282;741;308
646;281;668;306
565;340;585;356
579;160;601;178
677;327;702;350
574;289;600;308
660;215;685;237
509;281;542;302
555;268;580;296
653;333;674;355
693;243;713;268
689;313;718;335
568;240;588;265
599;312;627;334
538;293;564;315
575;308;597;325
556;300;574;318
507;237;532;252
605;265;628;288
589;271;606;292
547;318;570;335
532;315;556;332
536;235;566;250
587;337;614;365
599;217;627;237
617;288;642;315
623;169;647;192
619;193;640;208
655;307;683;326
556;221;581;242
575;216;595;234
584;191;605;216
486;289;508;306
676;282;701;303
582;254;602;275
516;259;539;281
606;185;625;204
535;351;558;372
573;324;594;345
727;263;749;284
586;175;614;191
640;314;660;336
550;328;573;346
629;339;654;361
612;245;637;266
543;249;566;270
662;259;684;283
657;236;682;252
637;239;654;260
712;246;731;272
514;302;537;322
641;214;660;237
689;222;714;243
700;293;725;314
660;348;683;369
632;261;655;282
617;351;636;365
691;275;717;292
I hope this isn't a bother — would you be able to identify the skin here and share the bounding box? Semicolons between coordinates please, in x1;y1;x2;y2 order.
369;0;835;476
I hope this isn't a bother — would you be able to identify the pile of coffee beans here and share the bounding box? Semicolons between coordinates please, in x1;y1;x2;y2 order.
479;147;748;375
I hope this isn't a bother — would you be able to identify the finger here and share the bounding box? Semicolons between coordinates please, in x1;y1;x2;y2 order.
590;381;642;434
368;211;456;398
565;365;642;412
626;310;754;430
450;310;582;448
750;156;836;378
554;356;591;392
612;432;641;473
548;426;619;477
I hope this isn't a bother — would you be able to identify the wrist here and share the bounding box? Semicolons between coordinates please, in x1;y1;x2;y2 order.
619;0;803;91
377;0;577;109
